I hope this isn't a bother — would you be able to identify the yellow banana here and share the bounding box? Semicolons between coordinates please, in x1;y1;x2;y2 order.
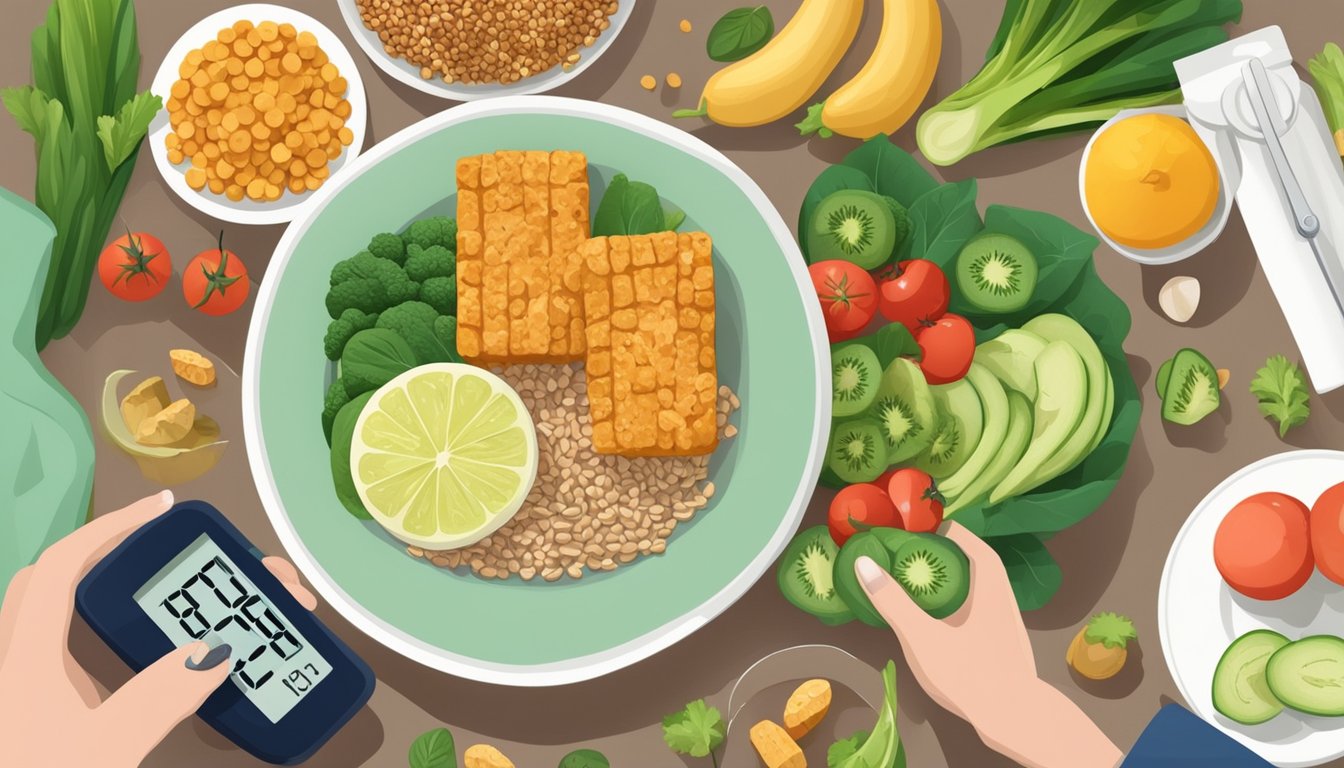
797;0;942;139
674;0;864;128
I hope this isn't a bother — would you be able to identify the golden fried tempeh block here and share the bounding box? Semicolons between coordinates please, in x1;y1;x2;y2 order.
581;232;718;456
455;150;589;364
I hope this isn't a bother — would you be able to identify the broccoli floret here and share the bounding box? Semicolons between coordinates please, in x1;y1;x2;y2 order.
367;232;406;265
324;309;379;360
326;252;419;318
376;301;459;363
404;216;458;251
322;378;350;445
434;315;461;362
419;276;457;316
404;244;455;283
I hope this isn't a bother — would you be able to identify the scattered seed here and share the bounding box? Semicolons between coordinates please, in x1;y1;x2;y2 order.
679;19;692;33
666;72;682;88
640;74;656;90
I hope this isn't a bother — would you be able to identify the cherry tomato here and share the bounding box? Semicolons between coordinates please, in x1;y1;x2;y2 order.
98;231;171;302
916;313;975;384
1216;492;1313;600
828;483;899;546
183;231;250;316
810;260;877;342
876;259;950;332
886;468;945;533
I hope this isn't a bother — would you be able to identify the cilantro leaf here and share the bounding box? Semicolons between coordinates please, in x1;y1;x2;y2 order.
661;699;726;759
827;730;870;767
1250;355;1311;437
96;90;162;171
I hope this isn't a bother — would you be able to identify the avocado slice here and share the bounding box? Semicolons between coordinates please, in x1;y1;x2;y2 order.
913;378;984;479
946;391;1032;515
1022;314;1112;486
1213;629;1289;725
939;364;1009;500
975;329;1047;397
991;341;1088;503
1266;635;1344;717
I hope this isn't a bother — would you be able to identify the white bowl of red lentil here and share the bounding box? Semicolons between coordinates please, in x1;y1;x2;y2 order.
336;0;635;100
149;4;368;225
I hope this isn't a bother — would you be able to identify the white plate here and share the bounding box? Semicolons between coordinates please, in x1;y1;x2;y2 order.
148;4;368;225
1079;105;1235;265
1159;450;1344;767
335;0;636;101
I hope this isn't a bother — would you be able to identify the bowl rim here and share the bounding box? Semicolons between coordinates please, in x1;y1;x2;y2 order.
147;3;370;225
241;95;831;686
334;0;637;101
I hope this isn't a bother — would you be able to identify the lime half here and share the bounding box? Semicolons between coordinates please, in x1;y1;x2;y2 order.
350;363;538;550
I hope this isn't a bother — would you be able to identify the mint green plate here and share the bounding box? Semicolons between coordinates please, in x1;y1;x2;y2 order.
243;97;829;686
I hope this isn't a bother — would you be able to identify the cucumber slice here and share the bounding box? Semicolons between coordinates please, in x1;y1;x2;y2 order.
1267;635;1344;717
1212;630;1288;725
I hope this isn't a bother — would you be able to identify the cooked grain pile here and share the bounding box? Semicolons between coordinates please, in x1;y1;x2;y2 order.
355;0;620;85
408;363;740;580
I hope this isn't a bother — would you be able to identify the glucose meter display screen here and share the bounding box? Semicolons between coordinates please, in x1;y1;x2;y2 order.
134;535;331;723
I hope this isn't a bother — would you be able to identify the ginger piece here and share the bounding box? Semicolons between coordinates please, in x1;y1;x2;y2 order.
464;744;515;768
120;377;171;432
170;348;217;387
135;399;197;446
783;678;832;740
749;720;806;768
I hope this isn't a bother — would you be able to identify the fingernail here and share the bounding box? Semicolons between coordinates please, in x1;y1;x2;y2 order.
186;643;232;671
159;490;175;508
856;556;887;590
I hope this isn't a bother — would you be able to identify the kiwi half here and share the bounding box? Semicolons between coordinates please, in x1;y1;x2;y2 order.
832;345;881;419
827;420;886;484
807;190;899;270
777;526;855;625
870;358;937;464
1160;348;1220;426
956;234;1039;313
891;533;970;619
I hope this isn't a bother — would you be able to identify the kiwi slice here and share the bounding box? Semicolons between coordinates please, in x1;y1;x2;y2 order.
833;531;893;627
914;380;983;479
956;234;1039;313
777;526;855;625
870;358;937;464
891;533;971;619
807;190;899;270
827;420;887;484
832;345;881;418
1160;348;1220;426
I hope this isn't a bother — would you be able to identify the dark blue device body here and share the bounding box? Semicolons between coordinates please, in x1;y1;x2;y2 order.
75;500;374;765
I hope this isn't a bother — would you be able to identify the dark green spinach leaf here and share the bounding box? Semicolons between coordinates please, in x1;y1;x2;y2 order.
341;328;418;397
331;392;374;520
707;6;774;62
558;749;609;768
593;173;666;237
988;534;1063;611
839;323;922;370
840;137;939;207
408;727;456;768
899;179;983;266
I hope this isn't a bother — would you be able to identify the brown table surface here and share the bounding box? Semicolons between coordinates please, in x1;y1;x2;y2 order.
5;0;1344;765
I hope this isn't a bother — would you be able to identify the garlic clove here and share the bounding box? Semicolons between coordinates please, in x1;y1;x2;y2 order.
1159;276;1200;323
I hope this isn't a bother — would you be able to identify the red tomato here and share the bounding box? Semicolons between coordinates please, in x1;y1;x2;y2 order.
1214;492;1313;601
828;483;899;546
810;261;877;342
98;231;171;302
1311;482;1344;586
915;314;975;384
886;468;945;533
183;232;250;316
876;259;950;332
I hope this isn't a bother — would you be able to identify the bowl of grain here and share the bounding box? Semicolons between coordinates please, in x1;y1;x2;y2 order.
336;0;634;100
149;4;368;225
245;97;828;686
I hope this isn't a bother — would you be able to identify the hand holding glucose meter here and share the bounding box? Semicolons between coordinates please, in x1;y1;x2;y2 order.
76;501;373;765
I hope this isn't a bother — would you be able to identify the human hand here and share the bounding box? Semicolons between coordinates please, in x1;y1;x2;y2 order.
856;522;1122;768
0;491;318;768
